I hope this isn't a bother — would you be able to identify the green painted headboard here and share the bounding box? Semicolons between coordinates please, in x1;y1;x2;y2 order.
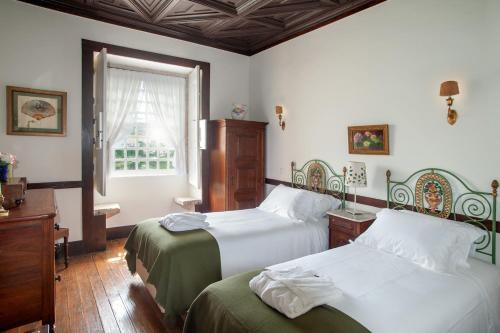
291;159;346;209
386;168;498;264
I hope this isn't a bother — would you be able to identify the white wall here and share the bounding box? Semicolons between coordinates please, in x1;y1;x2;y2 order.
251;0;500;262
0;0;249;240
250;0;499;199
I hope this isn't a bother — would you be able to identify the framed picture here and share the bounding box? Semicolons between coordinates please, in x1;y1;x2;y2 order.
348;124;389;155
6;86;67;136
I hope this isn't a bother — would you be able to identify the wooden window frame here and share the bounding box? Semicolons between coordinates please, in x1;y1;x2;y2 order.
82;39;210;252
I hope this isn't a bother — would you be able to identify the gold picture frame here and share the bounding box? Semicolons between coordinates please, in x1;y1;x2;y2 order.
348;124;389;155
6;86;67;137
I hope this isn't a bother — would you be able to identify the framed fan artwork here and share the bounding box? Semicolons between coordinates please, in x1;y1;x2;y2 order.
6;86;67;136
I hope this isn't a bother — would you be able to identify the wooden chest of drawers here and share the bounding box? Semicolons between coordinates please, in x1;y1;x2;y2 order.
0;189;57;332
327;209;376;248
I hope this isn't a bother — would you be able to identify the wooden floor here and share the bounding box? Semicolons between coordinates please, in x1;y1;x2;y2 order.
3;239;181;333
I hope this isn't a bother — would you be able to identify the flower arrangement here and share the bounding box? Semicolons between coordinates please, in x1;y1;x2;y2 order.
353;130;384;150
0;152;17;183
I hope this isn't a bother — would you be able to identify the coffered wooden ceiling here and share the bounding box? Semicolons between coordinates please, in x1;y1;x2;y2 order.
20;0;385;55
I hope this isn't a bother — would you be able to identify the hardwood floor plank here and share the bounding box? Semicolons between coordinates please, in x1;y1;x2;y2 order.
66;256;89;333
86;265;122;333
55;263;70;333
112;244;178;333
101;241;161;333
93;250;137;333
75;256;105;333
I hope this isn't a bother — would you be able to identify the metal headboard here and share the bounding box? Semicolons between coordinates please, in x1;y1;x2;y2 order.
386;168;498;264
291;159;346;209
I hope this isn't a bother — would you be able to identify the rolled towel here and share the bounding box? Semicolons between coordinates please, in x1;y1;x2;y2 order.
159;212;209;232
249;267;343;319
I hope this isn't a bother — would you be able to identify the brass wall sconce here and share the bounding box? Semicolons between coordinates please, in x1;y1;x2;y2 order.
439;80;459;125
275;105;285;130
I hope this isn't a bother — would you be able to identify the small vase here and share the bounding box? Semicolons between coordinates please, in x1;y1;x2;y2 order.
0;164;8;183
8;164;13;179
231;104;248;120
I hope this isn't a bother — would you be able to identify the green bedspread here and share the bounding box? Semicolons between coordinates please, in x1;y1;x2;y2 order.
124;218;221;325
184;270;370;333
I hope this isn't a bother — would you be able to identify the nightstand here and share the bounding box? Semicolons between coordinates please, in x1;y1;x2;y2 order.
327;210;376;248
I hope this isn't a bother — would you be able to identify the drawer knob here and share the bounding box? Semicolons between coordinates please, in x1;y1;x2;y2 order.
55;275;61;282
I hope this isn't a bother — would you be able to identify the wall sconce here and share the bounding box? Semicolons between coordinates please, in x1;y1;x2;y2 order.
275;105;285;130
439;80;459;125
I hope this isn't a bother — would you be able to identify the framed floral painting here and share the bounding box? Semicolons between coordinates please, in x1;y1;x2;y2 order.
6;86;67;136
348;124;389;155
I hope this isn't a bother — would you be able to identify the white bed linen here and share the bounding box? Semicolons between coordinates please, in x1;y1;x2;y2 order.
269;243;500;333
205;208;328;278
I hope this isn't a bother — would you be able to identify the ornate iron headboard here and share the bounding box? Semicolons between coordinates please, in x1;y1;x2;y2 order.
291;159;346;209
386;168;498;264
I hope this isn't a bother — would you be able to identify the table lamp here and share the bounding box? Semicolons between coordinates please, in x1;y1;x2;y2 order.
345;161;367;215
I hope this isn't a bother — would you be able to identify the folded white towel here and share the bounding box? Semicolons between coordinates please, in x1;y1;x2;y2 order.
159;212;209;232
249;267;343;319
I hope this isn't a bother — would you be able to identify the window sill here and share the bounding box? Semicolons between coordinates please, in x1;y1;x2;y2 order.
110;172;180;178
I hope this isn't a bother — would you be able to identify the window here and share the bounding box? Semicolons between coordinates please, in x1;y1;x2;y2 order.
108;75;185;177
111;130;176;176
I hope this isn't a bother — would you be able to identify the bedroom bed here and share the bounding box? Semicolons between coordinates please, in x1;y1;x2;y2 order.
184;168;500;333
124;159;346;324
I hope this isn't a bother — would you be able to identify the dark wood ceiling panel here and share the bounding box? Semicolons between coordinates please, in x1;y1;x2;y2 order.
18;0;385;55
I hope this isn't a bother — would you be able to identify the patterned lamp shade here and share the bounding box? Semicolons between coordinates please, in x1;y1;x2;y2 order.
345;161;367;188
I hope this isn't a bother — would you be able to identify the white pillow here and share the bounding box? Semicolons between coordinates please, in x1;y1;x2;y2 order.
300;191;342;220
355;208;485;273
258;185;313;221
398;209;486;267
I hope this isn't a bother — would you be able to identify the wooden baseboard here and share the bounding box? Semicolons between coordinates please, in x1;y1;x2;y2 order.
67;240;86;257
27;181;82;189
106;225;135;240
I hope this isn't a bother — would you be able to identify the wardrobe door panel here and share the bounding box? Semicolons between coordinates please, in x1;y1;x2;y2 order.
227;127;264;210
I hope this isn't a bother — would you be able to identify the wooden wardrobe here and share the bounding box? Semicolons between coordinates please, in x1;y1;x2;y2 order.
0;189;57;332
209;119;268;212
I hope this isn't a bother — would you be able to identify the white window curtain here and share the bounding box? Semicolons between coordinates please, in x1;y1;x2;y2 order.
142;72;187;175
106;68;142;173
106;68;187;175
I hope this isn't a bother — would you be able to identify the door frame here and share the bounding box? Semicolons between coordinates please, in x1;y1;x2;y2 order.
81;39;210;252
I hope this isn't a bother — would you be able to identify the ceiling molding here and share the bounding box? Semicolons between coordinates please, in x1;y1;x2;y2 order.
17;0;385;55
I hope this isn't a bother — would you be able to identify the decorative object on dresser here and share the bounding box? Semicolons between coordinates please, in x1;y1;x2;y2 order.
439;80;460;125
275;105;285;130
345;161;367;215
0;189;58;332
1;177;27;209
348;124;389;155
6;86;67;137
327;209;376;248
231;104;248;120
209;119;268;211
0;187;8;217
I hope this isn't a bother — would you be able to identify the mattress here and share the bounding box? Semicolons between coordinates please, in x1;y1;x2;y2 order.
269;243;500;333
205;208;329;278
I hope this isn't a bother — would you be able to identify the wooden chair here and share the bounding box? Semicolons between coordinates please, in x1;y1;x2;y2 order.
54;224;69;268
